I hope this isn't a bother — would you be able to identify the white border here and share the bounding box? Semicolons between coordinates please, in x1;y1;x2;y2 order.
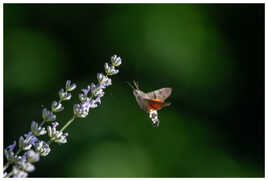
0;1;3;179
1;1;266;180
0;0;267;3
0;0;4;178
265;0;267;179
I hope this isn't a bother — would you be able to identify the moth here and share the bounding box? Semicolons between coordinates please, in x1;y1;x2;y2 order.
129;81;172;127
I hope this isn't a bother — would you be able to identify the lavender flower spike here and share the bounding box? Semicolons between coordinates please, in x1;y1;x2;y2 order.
4;55;122;177
73;55;122;118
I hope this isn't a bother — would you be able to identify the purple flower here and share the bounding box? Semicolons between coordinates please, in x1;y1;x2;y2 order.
99;83;106;89
81;85;91;95
97;73;112;88
19;132;39;150
24;132;38;146
47;121;68;144
94;96;101;104
5;141;18;163
73;98;94;118
12;166;28;178
52;121;59;128
7;141;16;151
91;83;104;97
16;159;35;173
29;136;38;146
21;154;27;162
82;98;91;111
25;150;40;163
24;132;32;138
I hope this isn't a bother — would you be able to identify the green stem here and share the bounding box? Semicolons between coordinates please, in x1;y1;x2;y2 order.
39;119;47;127
60;115;76;132
47;115;76;145
6;171;13;178
15;149;21;155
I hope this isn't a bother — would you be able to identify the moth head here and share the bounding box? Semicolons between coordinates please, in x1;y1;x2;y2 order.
133;89;143;98
127;80;142;98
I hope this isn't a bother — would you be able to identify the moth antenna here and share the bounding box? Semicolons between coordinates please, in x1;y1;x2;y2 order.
126;81;135;90
133;80;139;89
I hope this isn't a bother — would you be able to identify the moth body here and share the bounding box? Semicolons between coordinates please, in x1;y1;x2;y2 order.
130;81;172;127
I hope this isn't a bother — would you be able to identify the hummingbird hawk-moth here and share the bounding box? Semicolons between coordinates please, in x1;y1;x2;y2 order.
129;81;172;127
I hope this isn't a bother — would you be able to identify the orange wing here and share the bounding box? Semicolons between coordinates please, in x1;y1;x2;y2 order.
144;99;171;112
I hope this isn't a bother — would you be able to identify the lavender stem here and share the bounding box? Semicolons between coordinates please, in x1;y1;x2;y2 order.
60;115;76;132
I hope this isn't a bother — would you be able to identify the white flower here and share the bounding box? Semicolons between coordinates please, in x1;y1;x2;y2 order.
111;54;122;67
65;80;77;91
12;166;28;178
31;121;47;136
26;149;40;163
35;141;50;156
59;88;72;101
104;63;119;75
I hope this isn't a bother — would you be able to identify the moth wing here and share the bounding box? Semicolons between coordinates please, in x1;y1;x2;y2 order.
146;88;172;101
136;97;147;111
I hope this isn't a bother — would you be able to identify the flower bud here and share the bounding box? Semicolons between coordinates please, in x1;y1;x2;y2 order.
35;141;50;157
104;63;119;75
26;150;40;163
66;80;77;92
51;101;64;112
59;88;72;101
19;136;32;151
111;55;122;67
31;121;47;136
42;108;56;122
12;166;28;178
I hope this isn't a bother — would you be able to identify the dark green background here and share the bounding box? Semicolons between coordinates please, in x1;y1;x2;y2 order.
4;4;264;177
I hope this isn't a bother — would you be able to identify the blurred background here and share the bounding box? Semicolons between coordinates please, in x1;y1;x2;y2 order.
4;4;264;177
